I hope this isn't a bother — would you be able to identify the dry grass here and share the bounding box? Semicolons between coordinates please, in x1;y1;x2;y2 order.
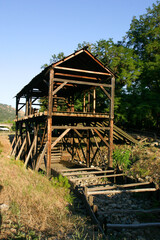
0;135;90;239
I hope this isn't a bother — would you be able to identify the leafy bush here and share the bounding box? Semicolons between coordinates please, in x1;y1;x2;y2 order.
113;146;131;171
51;174;71;189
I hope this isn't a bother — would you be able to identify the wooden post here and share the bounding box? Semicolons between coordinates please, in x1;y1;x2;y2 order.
88;92;90;112
93;88;96;114
86;129;90;167
108;77;115;168
53;95;57;112
26;95;29;116
47;68;54;177
15;97;19;144
83;94;86;112
71;94;74;112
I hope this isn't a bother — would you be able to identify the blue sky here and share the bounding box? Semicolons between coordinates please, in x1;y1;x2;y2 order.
0;0;158;108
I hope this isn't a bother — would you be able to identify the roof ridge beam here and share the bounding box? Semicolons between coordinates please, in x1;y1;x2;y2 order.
54;66;111;76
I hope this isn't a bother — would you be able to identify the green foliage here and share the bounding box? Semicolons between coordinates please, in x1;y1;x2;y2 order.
113;146;131;171
51;174;71;189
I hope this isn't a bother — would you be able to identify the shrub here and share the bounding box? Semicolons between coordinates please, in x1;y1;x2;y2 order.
113;146;131;171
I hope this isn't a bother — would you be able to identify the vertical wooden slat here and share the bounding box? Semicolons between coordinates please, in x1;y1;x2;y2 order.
108;77;115;168
88;92;90;112
47;68;54;177
83;94;86;112
86;129;90;167
93;88;96;113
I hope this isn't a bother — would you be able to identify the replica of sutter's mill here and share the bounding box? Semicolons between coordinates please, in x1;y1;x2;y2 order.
12;48;115;177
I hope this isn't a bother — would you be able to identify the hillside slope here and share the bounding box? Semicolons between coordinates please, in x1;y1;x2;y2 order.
0;134;91;239
0;103;24;122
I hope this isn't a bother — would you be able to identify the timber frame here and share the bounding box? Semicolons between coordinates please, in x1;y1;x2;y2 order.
13;47;115;177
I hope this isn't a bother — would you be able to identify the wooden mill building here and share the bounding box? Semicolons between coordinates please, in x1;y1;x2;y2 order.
12;48;115;176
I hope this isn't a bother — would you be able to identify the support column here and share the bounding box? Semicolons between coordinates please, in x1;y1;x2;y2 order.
93;88;96;114
15;97;19;143
83;94;86;112
86;129;90;167
108;77;115;168
47;68;54;177
88;92;90;112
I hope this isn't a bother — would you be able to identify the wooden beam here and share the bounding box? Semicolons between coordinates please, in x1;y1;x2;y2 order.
70;173;124;182
87;188;157;196
11;136;21;156
62;170;114;176
100;85;111;99
52;126;110;130
93;129;110;148
52;81;67;96
54;66;111;76
106;222;160;229
51;129;71;149
108;77;115;168
53;77;112;88
35;142;48;171
16;137;26;160
86;129;90;167
47;68;54;177
24;137;36;168
93;88;96;113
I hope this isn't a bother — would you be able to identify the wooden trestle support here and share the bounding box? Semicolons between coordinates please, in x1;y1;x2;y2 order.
12;48;116;177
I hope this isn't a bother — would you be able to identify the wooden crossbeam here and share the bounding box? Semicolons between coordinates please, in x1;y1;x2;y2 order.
11;136;21;156
60;167;100;172
53;77;112;88
16;137;26;160
70;173;124;182
87;188;157;196
87;182;151;192
93;129;110;148
52;81;67;96
100;86;111;99
24;137;36;167
62;170;114;176
51;129;71;149
35;142;48;171
107;222;160;229
54;66;111;76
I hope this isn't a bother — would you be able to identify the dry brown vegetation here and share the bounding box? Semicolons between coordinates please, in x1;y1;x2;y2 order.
0;135;91;239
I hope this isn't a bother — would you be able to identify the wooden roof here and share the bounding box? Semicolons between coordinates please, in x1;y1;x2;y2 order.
16;48;115;98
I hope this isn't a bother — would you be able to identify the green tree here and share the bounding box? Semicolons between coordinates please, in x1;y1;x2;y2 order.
126;1;160;130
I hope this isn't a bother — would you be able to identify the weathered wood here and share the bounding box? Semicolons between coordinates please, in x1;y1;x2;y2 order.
93;129;109;148
108;77;115;168
62;170;114;176
100;86;111;99
86;129;90;167
16;137;26;160
106;222;160;229
52;126;110;130
35;142;48;171
11;136;21;156
52;81;67;96
47;68;54;177
60;167;100;172
54;66;111;76
53;77;112;88
51;129;71;149
87;182;151;192
70;173;124;182
24;137;36;167
87;188;157;196
104;208;160;214
93;88;96;113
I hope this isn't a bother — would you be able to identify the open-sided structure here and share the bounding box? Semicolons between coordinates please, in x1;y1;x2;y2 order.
12;48;115;176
